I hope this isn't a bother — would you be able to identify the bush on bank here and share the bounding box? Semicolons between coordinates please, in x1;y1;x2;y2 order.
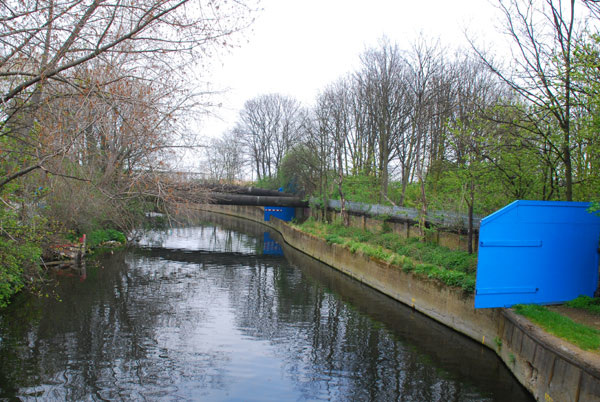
86;228;127;249
0;179;130;308
0;186;46;308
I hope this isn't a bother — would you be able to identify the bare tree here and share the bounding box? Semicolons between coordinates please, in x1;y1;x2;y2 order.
236;94;304;182
202;131;244;183
29;60;213;232
304;103;333;220
0;0;255;190
471;0;598;200
405;38;443;225
446;55;500;253
315;79;354;226
356;39;411;202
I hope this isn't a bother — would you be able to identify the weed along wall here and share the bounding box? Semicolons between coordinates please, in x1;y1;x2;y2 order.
202;205;600;402
308;202;480;253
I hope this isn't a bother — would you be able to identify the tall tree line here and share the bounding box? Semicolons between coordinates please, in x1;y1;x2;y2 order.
208;0;600;235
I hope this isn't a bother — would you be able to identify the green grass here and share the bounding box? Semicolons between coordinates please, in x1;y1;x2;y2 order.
294;218;477;292
513;304;600;351
87;228;127;248
565;295;600;315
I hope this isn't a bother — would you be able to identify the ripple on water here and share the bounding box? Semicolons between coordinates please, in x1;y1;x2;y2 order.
0;222;532;401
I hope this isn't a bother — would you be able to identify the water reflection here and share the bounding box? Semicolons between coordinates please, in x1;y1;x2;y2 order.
263;232;284;256
0;214;532;401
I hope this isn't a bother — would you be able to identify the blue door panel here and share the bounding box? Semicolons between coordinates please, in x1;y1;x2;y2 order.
475;201;600;308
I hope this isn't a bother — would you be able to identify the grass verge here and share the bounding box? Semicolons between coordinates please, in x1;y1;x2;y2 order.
565;295;600;315
294;218;477;293
513;304;600;351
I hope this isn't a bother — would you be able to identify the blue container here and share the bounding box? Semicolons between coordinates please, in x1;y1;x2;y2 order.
264;206;295;222
475;200;600;308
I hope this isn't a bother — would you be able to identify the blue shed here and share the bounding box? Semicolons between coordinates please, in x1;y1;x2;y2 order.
475;200;600;308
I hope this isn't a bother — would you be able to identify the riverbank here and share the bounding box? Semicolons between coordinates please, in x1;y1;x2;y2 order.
203;205;600;402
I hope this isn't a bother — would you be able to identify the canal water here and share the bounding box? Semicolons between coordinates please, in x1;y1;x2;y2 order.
0;214;533;401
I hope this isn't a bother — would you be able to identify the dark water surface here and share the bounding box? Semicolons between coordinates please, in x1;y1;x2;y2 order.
0;214;533;401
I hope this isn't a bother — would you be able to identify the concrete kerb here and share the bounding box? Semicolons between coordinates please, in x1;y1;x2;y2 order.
201;205;600;402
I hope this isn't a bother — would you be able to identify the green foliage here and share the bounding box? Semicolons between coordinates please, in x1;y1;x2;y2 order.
394;183;422;209
87;228;127;249
253;176;281;191
0;188;46;308
296;219;477;293
380;219;392;234
323;233;344;245
278;145;319;195
565;295;600;315
494;336;502;350
514;304;600;351
293;217;319;235
359;243;392;261
322;174;426;209
401;258;415;273
571;34;600;201
373;235;477;274
338;174;381;204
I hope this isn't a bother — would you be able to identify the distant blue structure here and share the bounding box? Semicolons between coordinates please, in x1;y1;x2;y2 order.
263;232;283;256
475;200;600;308
264;188;296;222
264;207;295;222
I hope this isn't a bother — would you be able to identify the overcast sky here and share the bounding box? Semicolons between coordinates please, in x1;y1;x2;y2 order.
192;0;503;153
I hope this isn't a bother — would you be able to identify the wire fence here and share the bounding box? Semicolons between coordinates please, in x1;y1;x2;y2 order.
312;198;482;230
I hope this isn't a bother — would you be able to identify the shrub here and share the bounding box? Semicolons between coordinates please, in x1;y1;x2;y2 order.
87;228;127;248
0;190;46;308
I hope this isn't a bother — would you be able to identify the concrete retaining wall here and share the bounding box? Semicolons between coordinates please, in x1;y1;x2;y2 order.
309;207;479;252
203;205;600;402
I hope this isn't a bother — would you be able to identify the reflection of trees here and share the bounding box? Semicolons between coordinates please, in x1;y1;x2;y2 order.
0;215;531;401
205;216;530;401
224;266;464;401
137;222;261;255
0;252;227;399
170;213;530;400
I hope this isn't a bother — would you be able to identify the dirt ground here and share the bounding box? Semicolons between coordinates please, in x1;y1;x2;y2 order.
547;305;600;332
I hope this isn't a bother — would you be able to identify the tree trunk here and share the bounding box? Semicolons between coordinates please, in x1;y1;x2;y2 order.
563;139;573;201
467;180;475;254
337;136;349;226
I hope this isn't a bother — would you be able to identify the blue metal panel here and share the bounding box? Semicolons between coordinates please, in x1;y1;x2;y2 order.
475;200;600;308
264;206;295;222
